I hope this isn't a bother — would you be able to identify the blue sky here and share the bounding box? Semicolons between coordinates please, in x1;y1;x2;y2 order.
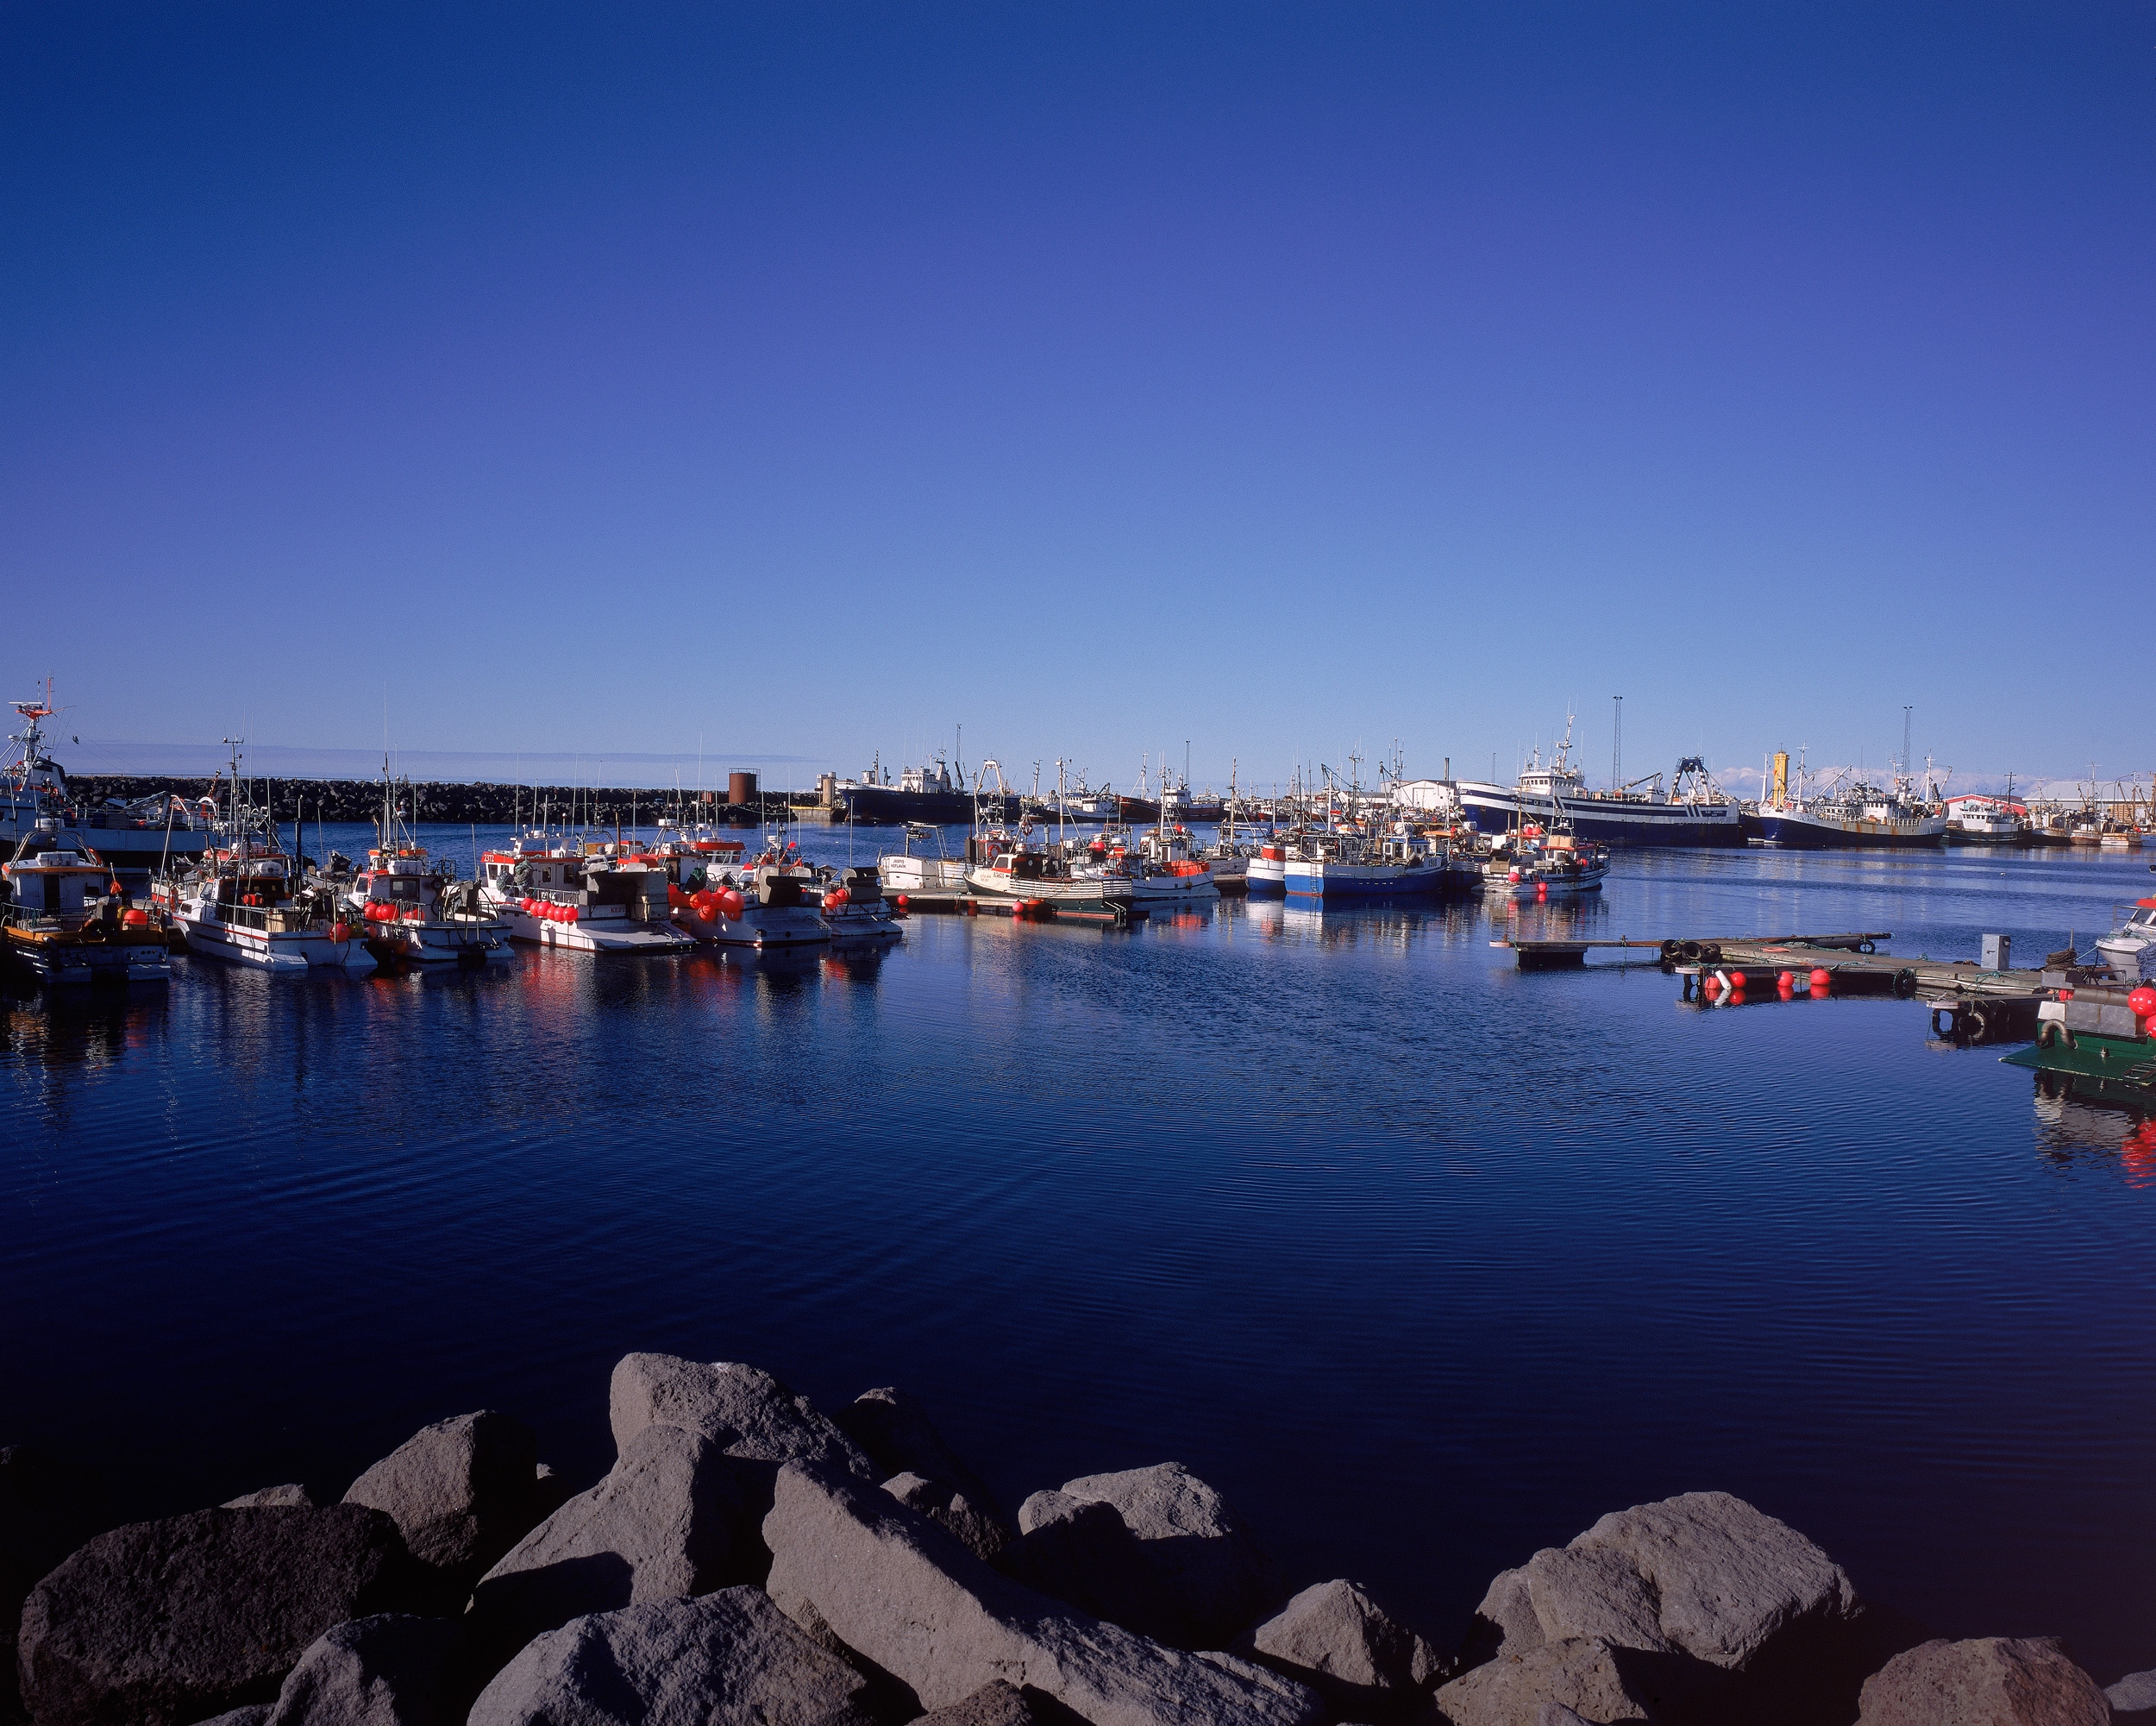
4;4;2150;794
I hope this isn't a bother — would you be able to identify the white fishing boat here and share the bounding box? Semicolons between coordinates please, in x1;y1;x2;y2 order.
1946;795;2028;844
155;744;367;971
1;821;172;983
665;835;831;950
477;832;691;953
812;863;902;945
1482;824;1611;898
877;823;968;894
341;776;511;965
2096;899;2156;982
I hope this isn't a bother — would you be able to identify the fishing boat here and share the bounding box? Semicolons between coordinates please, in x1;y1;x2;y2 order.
0;821;172;983
338;776;512;965
877;823;968;894
667;835;831;950
154;746;367;970
1;687;211;880
965;832;1141;922
833;751;1019;825
811;863;902;945
477;832;691;953
1482;823;1611;897
1455;719;1742;846
1946;794;2028;844
2095;901;2156;982
1282;826;1457;900
1745;783;1948;849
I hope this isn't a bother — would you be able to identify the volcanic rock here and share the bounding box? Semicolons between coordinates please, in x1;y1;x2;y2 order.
2111;1667;2156;1717
761;1460;1321;1725
16;1505;424;1726
1854;1637;2109;1725
466;1588;880;1726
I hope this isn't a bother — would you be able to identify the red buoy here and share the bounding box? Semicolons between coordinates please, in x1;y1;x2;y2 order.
1728;970;1748;990
1809;967;1831;994
1702;976;1722;999
2129;986;2156;1020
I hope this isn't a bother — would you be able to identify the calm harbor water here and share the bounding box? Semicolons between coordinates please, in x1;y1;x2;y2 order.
6;828;2155;1680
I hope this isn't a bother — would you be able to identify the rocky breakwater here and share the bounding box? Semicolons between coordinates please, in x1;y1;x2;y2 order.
3;1355;2147;1726
70;776;776;828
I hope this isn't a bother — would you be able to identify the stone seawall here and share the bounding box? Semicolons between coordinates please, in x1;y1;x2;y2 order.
3;1355;2143;1725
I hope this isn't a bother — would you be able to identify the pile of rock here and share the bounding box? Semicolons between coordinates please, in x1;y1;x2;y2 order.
3;1355;2147;1726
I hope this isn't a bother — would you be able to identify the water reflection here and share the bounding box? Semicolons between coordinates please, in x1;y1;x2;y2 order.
0;971;169;1071
2032;1071;2156;1188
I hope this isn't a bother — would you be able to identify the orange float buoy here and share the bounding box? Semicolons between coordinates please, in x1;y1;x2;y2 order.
1809;967;1831;993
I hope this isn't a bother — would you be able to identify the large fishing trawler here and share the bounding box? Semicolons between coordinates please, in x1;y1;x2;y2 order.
1744;748;1947;849
1454;717;1742;846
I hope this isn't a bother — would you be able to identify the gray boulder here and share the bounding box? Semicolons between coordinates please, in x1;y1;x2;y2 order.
886;1472;1011;1562
761;1460;1321;1726
1457;1491;1907;1723
1054;1463;1286;1647
342;1411;548;1585
264;1614;465;1725
469;1422;754;1659
16;1505;426;1726
223;1486;316;1510
836;1388;1010;1528
915;1680;1071;1724
1855;1637;2109;1725
996;1491;1188;1643
466;1588;880;1726
1473;1493;1858;1670
608;1355;874;1480
1432;1636;1673;1725
191;1711;272;1726
2;1447;110;1726
1244;1579;1445;1719
2112;1667;2156;1717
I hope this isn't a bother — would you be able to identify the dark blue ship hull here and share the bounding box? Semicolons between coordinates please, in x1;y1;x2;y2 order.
1455;784;1744;847
835;786;1018;825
